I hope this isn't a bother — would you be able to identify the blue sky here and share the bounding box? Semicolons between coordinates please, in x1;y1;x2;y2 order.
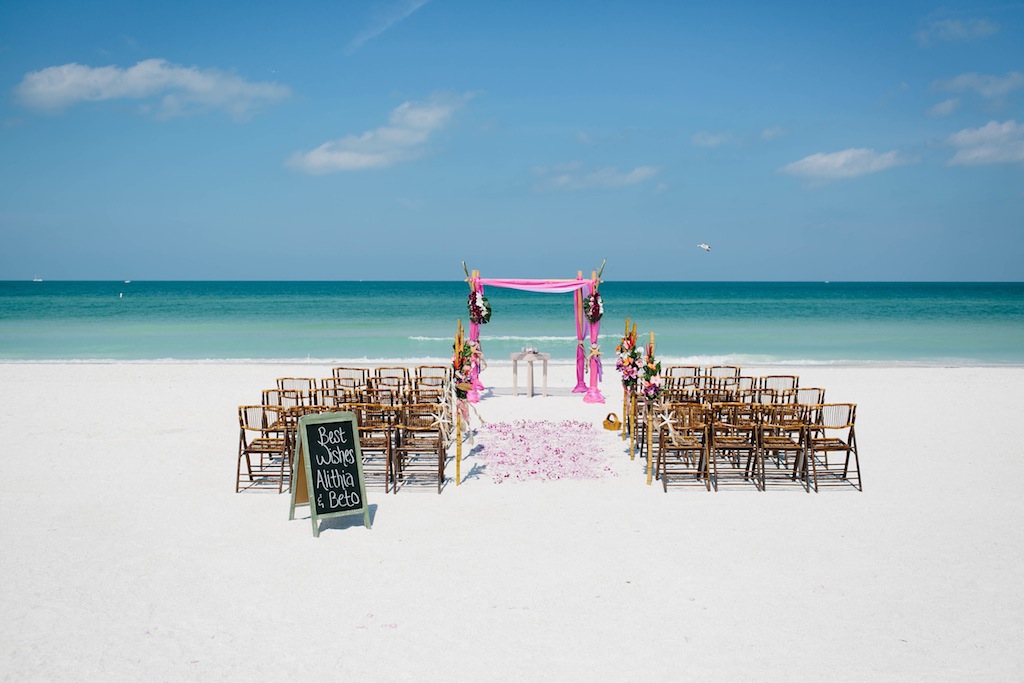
1;0;1022;281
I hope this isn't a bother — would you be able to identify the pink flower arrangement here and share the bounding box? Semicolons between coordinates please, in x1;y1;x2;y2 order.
639;340;662;401
475;420;615;482
615;329;643;390
640;374;662;400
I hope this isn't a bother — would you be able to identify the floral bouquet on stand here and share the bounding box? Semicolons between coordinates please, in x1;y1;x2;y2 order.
615;328;642;391
639;336;662;484
639;339;662;402
615;324;643;451
468;291;491;324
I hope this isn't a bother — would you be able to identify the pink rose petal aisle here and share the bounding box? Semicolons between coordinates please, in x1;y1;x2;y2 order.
475;419;615;482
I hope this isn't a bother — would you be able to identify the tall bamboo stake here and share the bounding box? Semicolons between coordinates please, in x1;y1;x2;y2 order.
455;410;462;486
627;392;635;460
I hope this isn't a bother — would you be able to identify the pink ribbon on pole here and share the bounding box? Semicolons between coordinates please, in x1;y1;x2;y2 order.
467;281;484;402
573;275;588;393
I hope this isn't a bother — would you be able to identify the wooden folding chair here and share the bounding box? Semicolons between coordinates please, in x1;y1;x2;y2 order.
707;402;759;491
760;375;799;392
705;365;742;379
415;365;451;381
262;388;305;408
664;365;700;380
804;403;861;492
782;387;825;406
393;402;447;493
736;376;757;391
236;405;289;493
374;366;411;391
276;377;317;404
657;403;711;491
349;402;395;493
757;403;810;491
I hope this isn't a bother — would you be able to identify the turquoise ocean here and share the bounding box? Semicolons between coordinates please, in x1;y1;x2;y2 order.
1;281;1022;365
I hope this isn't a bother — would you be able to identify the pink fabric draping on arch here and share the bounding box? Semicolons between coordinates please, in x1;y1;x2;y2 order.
467;281;485;402
476;278;591;294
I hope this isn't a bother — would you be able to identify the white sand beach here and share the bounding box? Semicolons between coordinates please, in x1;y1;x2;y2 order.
1;361;1022;681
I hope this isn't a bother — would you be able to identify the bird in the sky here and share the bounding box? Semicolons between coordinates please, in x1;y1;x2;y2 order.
698;243;711;252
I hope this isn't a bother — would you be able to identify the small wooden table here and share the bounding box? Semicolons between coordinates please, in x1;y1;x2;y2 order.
511;352;550;397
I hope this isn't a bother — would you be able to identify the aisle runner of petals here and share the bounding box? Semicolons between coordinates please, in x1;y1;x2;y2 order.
475;420;614;482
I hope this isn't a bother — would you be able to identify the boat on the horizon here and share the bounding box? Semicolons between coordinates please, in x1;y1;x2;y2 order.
32;276;42;282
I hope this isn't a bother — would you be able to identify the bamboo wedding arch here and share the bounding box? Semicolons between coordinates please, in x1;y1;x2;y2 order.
460;261;606;405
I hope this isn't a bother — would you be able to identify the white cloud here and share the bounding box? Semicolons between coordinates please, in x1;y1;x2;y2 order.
287;92;469;174
915;18;998;46
946;120;1024;166
691;131;733;147
761;126;786;141
779;148;914;181
929;98;960;116
14;58;290;120
533;162;658;191
347;0;431;54
934;71;1024;99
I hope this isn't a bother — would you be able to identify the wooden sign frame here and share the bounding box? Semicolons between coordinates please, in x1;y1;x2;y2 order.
289;411;371;537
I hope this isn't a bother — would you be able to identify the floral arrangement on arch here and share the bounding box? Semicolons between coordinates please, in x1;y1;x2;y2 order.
468;291;491;324
639;340;662;401
583;291;604;323
615;328;642;390
452;339;474;399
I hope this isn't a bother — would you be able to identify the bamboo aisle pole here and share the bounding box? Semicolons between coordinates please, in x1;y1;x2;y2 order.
630;391;637;460
646;331;655;485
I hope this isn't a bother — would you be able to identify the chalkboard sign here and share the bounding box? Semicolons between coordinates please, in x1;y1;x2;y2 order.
289;411;371;537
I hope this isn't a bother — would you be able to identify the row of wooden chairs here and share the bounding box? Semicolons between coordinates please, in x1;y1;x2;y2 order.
236;400;448;495
276;368;448;401
659;386;825;406
263;383;445;410
664;365;743;378
237;366;454;494
651;401;860;493
661;374;801;392
269;366;451;407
